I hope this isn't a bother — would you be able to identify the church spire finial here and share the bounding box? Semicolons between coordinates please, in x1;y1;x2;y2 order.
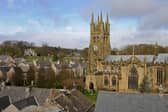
98;13;100;23
106;13;109;24
133;45;135;56
91;12;94;23
100;12;103;22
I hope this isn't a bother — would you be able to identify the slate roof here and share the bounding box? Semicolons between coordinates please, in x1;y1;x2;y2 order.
154;53;168;64
104;53;168;64
0;55;12;61
55;90;95;112
37;61;51;68
95;91;168;112
55;63;70;69
0;86;50;105
0;67;11;74
13;96;38;110
20;105;64;112
0;96;11;111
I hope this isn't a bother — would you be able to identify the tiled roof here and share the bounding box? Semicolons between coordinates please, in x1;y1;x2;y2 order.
0;55;12;61
55;90;94;112
0;67;11;74
95;91;168;112
37;61;51;67
20;105;64;112
0;96;11;111
13;96;38;110
154;53;168;64
0;86;50;105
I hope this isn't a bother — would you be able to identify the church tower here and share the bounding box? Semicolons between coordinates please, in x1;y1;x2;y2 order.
88;13;111;74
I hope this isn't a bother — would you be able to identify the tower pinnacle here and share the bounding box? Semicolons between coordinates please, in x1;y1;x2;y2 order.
106;13;109;24
98;14;100;23
100;12;103;23
91;13;94;24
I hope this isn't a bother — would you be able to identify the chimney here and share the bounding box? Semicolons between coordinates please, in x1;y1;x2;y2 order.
25;87;31;98
1;81;5;91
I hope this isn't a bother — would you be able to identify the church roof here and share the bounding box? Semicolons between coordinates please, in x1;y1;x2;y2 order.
95;91;168;112
154;53;168;64
104;53;168;64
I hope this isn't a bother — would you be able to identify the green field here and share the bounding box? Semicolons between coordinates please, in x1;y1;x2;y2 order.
83;92;98;104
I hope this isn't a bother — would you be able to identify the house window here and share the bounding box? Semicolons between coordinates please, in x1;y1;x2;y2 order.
112;76;116;86
104;76;109;86
157;68;163;85
128;66;138;89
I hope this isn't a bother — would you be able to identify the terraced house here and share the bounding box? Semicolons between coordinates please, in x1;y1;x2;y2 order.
85;13;168;92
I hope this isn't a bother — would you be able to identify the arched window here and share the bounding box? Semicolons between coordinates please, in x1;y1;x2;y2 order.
89;82;94;90
104;76;109;86
93;37;96;42
157;68;163;85
128;66;138;89
112;76;116;86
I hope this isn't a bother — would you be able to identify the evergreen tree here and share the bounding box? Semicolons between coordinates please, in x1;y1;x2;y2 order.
139;75;152;93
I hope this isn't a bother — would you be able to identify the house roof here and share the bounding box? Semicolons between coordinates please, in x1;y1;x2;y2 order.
37;60;51;67
55;90;94;112
0;66;11;74
20;105;64;112
13;96;38;110
0;55;12;61
0;86;50;105
0;96;11;111
95;91;168;112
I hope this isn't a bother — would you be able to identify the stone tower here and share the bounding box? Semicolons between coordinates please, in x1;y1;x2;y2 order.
88;13;111;74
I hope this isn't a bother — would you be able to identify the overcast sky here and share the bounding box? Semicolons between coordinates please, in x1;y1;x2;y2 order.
0;0;168;49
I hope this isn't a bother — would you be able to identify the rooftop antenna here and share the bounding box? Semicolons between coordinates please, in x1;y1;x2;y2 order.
133;45;135;56
132;45;135;63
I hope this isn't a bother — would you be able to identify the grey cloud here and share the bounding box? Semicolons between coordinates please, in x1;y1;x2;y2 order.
87;0;157;18
85;0;168;30
139;7;168;30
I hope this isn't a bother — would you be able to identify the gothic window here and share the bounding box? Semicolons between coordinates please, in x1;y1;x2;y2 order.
157;68;163;85
112;76;116;86
104;76;109;86
128;66;138;89
93;37;96;42
89;82;94;90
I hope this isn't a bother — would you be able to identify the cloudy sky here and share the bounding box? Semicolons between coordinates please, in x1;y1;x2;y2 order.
0;0;168;49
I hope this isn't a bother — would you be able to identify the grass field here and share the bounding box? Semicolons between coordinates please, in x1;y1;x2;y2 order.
83;92;98;104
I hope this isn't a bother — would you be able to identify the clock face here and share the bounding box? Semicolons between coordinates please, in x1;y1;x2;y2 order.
93;45;98;51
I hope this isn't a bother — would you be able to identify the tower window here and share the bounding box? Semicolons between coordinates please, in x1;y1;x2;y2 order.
157;68;163;85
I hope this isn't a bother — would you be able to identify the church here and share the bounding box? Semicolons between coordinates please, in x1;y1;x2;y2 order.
85;13;168;92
